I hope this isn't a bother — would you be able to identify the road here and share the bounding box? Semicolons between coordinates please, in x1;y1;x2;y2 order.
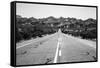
16;29;96;65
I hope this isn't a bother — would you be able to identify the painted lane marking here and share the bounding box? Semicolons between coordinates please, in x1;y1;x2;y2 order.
59;50;61;56
17;43;32;49
54;37;62;63
54;41;60;63
63;34;96;48
17;33;57;49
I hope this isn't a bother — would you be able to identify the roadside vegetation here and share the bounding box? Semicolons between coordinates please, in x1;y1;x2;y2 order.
62;18;97;40
16;15;58;42
16;15;97;43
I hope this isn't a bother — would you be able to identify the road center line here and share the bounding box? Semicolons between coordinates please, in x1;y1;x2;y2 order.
59;50;61;56
54;41;60;63
54;37;62;63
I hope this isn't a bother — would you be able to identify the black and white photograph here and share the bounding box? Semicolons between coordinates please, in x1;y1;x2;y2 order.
14;1;97;66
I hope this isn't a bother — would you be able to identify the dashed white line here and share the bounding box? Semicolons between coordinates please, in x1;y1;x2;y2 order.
59;50;61;56
54;41;60;63
54;37;62;63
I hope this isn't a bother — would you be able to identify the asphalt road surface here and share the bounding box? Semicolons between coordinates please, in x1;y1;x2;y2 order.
16;30;96;65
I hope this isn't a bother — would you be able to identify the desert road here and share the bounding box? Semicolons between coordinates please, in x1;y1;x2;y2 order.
16;30;96;65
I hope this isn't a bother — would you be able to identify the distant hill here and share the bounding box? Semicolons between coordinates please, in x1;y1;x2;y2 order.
16;15;22;18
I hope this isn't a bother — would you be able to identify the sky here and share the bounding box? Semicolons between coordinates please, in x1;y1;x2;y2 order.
16;3;96;20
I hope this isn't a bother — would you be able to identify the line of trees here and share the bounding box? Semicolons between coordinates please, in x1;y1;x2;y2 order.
16;15;58;42
16;15;97;42
62;18;97;39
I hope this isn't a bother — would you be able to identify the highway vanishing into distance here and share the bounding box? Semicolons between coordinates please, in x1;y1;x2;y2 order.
16;30;96;65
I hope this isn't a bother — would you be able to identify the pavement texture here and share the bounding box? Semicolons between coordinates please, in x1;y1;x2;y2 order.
16;30;96;65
